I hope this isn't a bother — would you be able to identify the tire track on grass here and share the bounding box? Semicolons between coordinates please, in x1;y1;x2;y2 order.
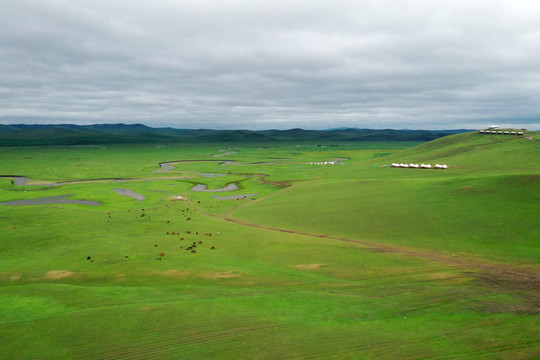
225;212;539;287
84;322;310;360
292;321;534;360
416;341;539;360
189;189;540;301
72;309;310;360
70;316;258;358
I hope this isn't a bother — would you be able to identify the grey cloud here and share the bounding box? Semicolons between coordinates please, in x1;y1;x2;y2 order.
1;0;539;130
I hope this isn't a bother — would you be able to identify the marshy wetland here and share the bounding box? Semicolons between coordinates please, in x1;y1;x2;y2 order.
1;133;539;359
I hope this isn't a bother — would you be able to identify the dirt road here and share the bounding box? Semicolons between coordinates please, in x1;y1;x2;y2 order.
190;191;540;311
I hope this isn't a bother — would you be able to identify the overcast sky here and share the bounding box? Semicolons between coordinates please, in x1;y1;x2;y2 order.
1;0;539;130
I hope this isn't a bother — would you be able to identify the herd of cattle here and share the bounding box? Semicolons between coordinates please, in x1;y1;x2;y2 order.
391;163;449;169
89;206;219;262
158;207;218;257
162;230;217;256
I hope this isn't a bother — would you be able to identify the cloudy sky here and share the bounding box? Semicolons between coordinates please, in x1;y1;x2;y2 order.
1;0;539;130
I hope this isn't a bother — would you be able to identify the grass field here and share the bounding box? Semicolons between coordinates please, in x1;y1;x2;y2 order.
1;133;539;359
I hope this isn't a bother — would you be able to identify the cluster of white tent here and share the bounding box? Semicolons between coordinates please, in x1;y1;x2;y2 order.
309;161;336;165
479;130;523;135
391;163;449;169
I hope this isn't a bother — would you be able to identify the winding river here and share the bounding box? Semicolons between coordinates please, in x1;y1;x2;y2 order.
211;194;259;200
1;155;285;205
1;195;101;206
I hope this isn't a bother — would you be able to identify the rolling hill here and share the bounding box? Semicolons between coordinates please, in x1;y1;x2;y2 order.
387;129;540;170
233;128;540;263
0;123;469;146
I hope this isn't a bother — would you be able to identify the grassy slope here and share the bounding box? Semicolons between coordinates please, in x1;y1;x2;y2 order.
396;130;540;171
234;131;540;263
0;136;538;359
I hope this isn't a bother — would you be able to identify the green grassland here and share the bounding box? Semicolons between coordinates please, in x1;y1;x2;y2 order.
0;132;539;359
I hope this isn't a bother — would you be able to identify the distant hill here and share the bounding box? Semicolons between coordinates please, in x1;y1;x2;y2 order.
0;123;471;146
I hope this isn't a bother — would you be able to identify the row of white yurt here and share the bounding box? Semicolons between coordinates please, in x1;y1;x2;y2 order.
391;163;449;169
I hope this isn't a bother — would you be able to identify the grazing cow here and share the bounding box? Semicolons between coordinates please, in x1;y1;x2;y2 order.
187;217;191;221
156;256;161;260
186;230;191;234
186;246;192;250
125;256;129;258
160;253;164;256
154;244;158;247
180;237;184;240
166;232;169;235
211;246;215;250
191;250;197;253
87;256;91;260
198;241;202;244
167;220;170;223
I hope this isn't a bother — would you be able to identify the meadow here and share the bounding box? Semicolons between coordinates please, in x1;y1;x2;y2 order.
0;133;539;359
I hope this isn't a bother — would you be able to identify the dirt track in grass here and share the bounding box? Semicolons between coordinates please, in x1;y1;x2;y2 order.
191;188;540;310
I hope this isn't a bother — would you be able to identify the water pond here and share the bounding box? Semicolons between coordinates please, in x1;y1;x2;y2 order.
111;189;145;203
1;195;101;206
